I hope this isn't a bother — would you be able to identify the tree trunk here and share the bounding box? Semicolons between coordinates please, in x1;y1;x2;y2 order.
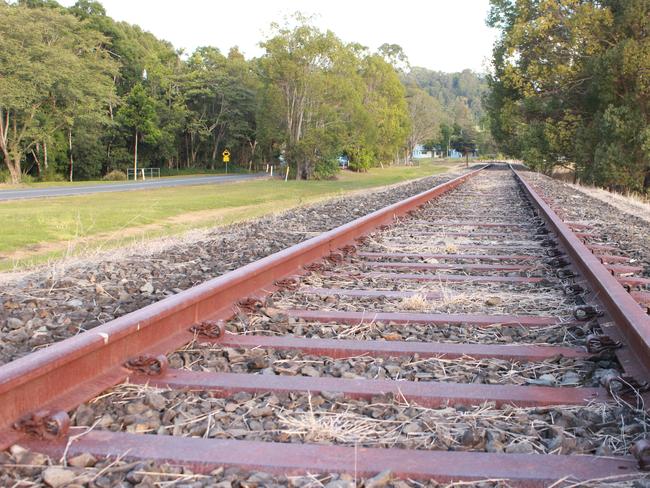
0;110;20;184
211;140;218;170
1;145;20;184
295;152;304;180
248;139;257;171
134;129;139;180
189;133;199;167
68;128;74;182
7;154;20;184
43;141;48;170
32;146;41;177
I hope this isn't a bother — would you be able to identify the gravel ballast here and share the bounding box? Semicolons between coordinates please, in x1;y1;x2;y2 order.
522;171;650;279
3;167;650;487
0;170;467;365
70;385;645;458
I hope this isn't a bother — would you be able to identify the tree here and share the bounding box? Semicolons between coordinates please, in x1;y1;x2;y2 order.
118;83;160;178
358;54;410;166
259;16;411;179
405;87;444;160
259;16;344;179
69;0;106;19
378;43;411;73
0;2;117;183
180;46;257;169
0;2;421;183
486;0;650;191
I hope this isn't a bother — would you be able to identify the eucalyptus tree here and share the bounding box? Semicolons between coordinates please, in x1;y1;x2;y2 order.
358;53;411;167
404;87;444;161
259;17;412;178
259;17;345;179
0;2;117;183
118;83;160;177
180;47;257;168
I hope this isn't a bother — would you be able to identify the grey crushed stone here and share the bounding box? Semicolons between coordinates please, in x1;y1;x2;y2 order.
0;170;468;365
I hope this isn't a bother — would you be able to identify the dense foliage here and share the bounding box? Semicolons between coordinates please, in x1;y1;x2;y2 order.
0;2;395;182
485;0;650;192
0;1;494;183
405;68;496;157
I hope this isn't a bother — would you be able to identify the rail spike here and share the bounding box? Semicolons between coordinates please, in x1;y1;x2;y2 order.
355;235;370;245
274;277;300;291
13;410;70;440
556;269;577;279
573;306;604;321
546;257;570;268
303;262;326;273
586;334;622;354
190;320;225;339
563;284;585;296
124;354;169;376
238;297;264;314
326;252;345;264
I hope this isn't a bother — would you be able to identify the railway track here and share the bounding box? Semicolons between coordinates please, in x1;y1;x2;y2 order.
1;164;650;486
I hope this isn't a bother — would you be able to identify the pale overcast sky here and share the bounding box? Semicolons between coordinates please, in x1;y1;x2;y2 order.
60;0;498;73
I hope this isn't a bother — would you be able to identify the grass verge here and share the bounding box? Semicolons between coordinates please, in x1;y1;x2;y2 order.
0;160;459;271
0;169;240;189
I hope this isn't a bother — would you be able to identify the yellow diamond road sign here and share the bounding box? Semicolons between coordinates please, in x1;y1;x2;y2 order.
222;149;230;163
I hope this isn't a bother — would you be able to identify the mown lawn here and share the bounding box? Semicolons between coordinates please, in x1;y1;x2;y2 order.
0;160;459;270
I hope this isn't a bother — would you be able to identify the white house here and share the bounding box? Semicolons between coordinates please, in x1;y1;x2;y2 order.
412;144;432;159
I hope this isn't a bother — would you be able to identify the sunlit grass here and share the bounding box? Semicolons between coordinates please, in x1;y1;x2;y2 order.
0;160;458;270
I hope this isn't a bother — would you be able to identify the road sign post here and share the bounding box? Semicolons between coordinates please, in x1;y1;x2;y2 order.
222;150;231;174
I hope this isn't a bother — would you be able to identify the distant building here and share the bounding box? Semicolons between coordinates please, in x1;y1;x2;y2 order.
449;147;479;158
412;145;432;159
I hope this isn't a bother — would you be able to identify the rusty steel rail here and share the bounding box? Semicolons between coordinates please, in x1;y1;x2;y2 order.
3;163;649;485
512;167;650;382
0;167;485;447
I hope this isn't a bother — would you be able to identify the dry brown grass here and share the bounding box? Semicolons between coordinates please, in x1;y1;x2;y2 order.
276;394;648;457
397;293;430;311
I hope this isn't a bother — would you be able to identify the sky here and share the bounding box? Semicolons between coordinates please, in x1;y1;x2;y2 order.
60;0;499;73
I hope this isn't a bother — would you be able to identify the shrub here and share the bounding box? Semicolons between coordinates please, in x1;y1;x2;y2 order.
0;170;37;184
19;173;37;184
39;171;66;182
102;169;127;181
348;147;374;172
314;158;339;180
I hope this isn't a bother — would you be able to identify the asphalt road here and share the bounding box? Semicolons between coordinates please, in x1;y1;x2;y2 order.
0;173;266;201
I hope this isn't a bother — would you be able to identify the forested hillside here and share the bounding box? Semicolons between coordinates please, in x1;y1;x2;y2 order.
409;68;487;123
485;0;650;192
404;68;495;156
